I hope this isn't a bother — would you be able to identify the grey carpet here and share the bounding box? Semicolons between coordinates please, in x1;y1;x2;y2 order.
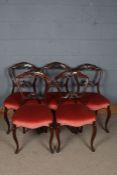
0;113;117;175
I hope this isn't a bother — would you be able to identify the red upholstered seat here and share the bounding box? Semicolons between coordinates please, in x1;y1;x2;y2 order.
46;92;66;110
56;103;96;127
55;101;97;152
12;102;54;154
4;92;29;110
4;92;43;110
76;63;111;133
11;69;55;154
51;69;97;152
3;62;38;134
13;103;53;129
79;92;110;111
60;98;81;105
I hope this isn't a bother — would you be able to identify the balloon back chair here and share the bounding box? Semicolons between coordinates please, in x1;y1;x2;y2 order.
54;69;97;153
41;62;71;111
76;63;111;133
3;62;38;134
11;69;54;154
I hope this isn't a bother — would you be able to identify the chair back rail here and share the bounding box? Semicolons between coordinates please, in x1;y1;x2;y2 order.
8;62;38;94
76;63;103;94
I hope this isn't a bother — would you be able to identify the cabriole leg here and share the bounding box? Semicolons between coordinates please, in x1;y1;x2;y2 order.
91;122;97;152
12;124;19;154
55;124;61;153
49;125;54;153
4;107;10;134
105;106;111;133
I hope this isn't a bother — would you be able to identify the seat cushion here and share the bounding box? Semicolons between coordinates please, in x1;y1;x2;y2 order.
13;103;53;129
4;92;29;110
4;92;42;110
79;92;110;111
56;103;96;127
46;92;66;110
60;98;82;105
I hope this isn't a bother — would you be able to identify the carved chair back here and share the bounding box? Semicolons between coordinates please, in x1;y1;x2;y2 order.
76;63;103;94
8;62;38;94
15;68;51;103
41;62;71;93
54;69;89;104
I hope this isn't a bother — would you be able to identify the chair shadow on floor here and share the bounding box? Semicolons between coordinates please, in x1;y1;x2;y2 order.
20;129;39;152
38;127;75;152
97;113;111;132
60;128;78;151
77;125;111;151
36;131;54;153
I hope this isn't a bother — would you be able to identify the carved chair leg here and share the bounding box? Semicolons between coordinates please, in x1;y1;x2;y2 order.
105;106;111;133
4;107;10;134
55;124;61;153
49;125;54;153
91;122;97;152
22;127;26;134
12;124;19;154
95;110;98;116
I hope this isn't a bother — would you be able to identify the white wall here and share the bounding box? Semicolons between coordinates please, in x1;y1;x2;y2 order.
0;0;117;104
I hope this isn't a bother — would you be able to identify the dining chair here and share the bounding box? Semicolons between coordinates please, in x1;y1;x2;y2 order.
11;69;54;154
3;62;38;134
76;63;111;133
54;70;97;152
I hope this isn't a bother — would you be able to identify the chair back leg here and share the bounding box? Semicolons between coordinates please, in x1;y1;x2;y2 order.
49;125;54;153
91;122;97;152
12;124;19;154
105;106;111;133
55;124;61;153
4;107;10;134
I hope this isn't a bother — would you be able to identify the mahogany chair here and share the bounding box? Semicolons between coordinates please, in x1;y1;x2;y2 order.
11;69;54;154
76;63;111;133
3;62;38;134
54;70;97;152
41;62;71;111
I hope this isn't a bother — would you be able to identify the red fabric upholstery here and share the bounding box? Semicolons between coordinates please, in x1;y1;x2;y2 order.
13;103;53;129
46;92;66;110
79;92;110;111
60;98;81;105
47;98;58;110
4;92;30;110
56;103;96;127
22;99;42;105
4;92;43;110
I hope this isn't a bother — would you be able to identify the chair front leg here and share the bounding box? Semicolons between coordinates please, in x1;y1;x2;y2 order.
95;110;98;116
55;124;61;153
12;124;19;154
49;125;54;153
105;106;111;133
91;122;97;152
4;107;10;134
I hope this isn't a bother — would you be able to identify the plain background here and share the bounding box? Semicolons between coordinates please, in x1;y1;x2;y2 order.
0;0;117;105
